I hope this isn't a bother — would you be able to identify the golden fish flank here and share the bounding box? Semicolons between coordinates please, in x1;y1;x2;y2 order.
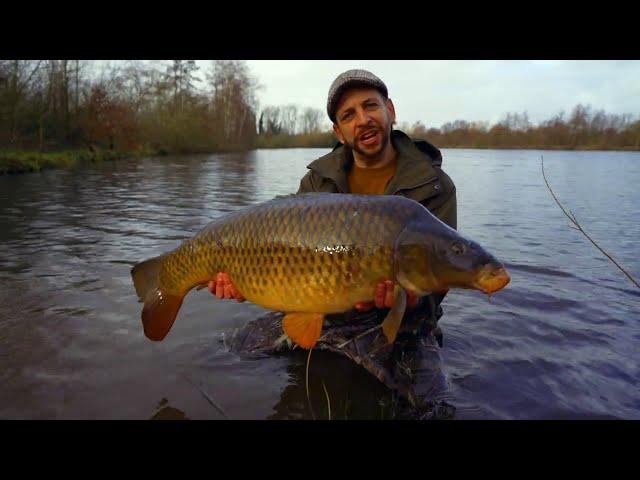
131;193;510;349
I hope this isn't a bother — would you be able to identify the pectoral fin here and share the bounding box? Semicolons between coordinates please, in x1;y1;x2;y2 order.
381;286;407;344
282;313;325;350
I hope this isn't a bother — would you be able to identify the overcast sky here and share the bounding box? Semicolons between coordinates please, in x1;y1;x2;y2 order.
194;60;640;130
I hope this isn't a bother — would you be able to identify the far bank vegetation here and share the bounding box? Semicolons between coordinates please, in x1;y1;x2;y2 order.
0;60;260;162
255;104;640;151
1;60;639;172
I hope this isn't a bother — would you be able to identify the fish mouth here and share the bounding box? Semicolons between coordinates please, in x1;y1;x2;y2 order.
473;267;511;294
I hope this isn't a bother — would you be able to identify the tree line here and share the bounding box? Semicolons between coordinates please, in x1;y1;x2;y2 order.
256;105;640;150
0;60;264;154
2;60;639;154
0;60;332;155
401;106;640;150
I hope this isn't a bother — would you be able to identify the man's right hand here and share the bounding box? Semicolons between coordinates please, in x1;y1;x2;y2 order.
354;280;419;311
208;272;246;302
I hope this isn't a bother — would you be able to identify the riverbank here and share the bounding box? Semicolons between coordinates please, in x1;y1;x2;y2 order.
3;141;638;176
0;143;267;176
0;147;161;175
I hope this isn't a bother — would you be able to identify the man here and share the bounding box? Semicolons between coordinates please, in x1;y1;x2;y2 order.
210;69;456;340
209;70;457;415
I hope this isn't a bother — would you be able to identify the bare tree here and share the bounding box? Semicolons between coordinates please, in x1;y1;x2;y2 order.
207;60;259;146
0;60;42;145
260;106;283;135
300;107;323;134
280;104;299;135
164;60;200;114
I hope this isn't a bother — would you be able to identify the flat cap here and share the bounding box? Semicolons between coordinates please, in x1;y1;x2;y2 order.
327;69;388;122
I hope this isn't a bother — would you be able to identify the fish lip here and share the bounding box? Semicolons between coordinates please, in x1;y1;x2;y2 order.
473;267;511;294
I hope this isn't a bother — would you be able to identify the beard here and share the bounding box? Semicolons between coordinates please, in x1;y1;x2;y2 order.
345;125;391;159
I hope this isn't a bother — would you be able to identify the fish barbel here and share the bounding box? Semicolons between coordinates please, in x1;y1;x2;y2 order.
131;193;510;349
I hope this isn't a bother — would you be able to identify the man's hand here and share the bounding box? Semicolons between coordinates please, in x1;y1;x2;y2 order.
208;272;246;302
354;280;419;312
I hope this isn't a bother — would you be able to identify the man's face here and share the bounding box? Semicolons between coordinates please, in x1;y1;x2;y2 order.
332;88;396;158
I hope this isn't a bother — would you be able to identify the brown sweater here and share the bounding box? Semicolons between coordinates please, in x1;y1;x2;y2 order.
347;158;398;195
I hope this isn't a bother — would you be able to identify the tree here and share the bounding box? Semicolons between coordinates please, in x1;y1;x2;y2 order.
568;104;591;146
300;107;323;134
409;120;428;138
164;60;200;114
0;60;43;145
280;104;299;135
81;84;137;151
207;60;259;147
260;106;283;135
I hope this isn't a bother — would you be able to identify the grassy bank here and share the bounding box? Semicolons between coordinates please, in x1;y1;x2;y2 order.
0;146;161;175
0;141;274;176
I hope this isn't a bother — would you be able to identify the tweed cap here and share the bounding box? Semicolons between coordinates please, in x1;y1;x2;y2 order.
327;69;388;122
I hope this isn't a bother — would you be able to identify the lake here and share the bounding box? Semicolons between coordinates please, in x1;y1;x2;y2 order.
1;147;639;419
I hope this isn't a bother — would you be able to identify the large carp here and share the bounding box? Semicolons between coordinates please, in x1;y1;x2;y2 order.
131;193;510;349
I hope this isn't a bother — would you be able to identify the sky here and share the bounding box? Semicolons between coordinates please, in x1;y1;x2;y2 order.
193;60;640;130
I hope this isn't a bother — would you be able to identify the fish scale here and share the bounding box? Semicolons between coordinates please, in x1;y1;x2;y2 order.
161;194;416;313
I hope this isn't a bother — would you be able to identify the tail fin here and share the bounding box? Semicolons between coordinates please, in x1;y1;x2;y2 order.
131;255;164;302
131;255;184;341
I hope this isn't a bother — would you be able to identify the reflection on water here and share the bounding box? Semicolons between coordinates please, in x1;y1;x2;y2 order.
1;148;639;419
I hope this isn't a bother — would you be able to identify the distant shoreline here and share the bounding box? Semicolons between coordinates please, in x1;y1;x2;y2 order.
3;144;638;176
255;144;640;152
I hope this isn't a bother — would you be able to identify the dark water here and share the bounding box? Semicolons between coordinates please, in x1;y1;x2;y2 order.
1;148;639;419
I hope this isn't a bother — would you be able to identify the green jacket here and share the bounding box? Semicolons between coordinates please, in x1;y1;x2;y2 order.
297;130;457;230
296;130;457;339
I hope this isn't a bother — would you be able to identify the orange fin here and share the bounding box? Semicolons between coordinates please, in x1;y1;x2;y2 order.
132;254;186;341
141;289;184;341
381;286;407;344
282;313;324;350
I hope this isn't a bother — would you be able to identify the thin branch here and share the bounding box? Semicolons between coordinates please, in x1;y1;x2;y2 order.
183;374;232;419
321;380;332;421
306;349;316;420
197;384;232;420
541;155;639;289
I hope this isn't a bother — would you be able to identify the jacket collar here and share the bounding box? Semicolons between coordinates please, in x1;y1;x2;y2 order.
306;130;441;194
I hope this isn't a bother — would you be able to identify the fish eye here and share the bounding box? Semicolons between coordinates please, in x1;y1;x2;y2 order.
451;242;465;255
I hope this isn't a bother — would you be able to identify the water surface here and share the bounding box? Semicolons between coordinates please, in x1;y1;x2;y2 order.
1;148;638;419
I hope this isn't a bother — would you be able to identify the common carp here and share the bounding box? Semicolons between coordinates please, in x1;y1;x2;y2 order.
131;193;510;349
